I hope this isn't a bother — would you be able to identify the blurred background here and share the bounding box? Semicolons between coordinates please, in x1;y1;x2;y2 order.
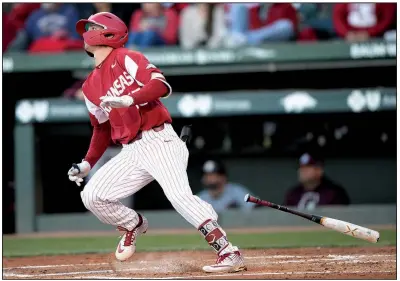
3;2;396;234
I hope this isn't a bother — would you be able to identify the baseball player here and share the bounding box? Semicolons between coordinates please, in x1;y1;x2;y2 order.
67;12;246;273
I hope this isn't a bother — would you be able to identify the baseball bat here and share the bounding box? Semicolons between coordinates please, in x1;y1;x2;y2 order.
244;194;379;243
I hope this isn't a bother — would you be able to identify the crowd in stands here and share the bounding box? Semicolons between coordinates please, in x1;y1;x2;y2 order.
3;3;396;53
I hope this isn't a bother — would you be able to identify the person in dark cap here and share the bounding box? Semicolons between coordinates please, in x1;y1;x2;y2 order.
197;159;254;213
284;152;350;210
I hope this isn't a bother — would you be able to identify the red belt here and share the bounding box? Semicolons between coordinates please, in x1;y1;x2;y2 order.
128;124;165;144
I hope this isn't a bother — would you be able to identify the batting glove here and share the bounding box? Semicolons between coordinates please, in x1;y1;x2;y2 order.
100;95;134;108
68;161;91;186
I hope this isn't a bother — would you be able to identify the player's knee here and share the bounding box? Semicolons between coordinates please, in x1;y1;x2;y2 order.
80;188;103;212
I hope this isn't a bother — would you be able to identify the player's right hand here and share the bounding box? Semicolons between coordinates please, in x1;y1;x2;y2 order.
68;161;91;186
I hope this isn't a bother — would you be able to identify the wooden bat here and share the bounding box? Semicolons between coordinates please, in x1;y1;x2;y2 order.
244;194;379;243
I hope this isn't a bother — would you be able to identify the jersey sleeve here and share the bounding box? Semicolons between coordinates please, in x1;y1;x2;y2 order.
82;93;111;168
121;50;172;98
84;95;109;125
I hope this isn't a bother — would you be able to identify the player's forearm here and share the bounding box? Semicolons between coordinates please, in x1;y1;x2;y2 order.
84;121;112;168
130;78;169;105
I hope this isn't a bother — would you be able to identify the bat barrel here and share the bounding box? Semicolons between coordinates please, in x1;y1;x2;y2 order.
245;194;380;244
321;217;380;243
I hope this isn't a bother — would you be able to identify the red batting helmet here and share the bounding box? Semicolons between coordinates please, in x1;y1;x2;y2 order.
76;12;128;49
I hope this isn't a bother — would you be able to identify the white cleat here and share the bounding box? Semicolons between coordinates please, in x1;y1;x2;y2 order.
203;251;247;273
115;215;148;261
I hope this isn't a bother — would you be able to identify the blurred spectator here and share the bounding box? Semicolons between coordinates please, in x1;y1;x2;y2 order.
3;12;17;52
8;3;82;53
180;4;225;49
162;3;189;14
197;159;254;213
294;3;336;40
7;3;41;31
333;3;396;42
3;3;40;51
284;153;350;210
224;3;297;47
63;79;85;101
127;3;179;48
74;3;137;28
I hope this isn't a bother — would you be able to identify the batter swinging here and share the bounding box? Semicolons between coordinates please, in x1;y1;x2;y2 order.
67;12;246;273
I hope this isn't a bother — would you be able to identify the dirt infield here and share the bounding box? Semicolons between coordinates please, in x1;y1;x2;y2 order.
3;246;396;279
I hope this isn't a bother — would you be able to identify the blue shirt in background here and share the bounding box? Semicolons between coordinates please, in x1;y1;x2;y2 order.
197;183;254;213
25;4;80;41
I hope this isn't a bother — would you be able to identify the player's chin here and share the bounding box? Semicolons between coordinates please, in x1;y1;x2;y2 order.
84;43;95;51
84;44;96;57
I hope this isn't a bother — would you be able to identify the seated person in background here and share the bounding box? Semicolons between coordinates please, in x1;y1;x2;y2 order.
180;3;225;49
7;3;41;30
284;153;350;210
162;3;189;14
197;159;255;213
8;3;81;53
3;12;17;52
294;3;336;40
224;3;297;47
333;3;396;42
127;3;179;48
4;4;41;51
74;3;137;28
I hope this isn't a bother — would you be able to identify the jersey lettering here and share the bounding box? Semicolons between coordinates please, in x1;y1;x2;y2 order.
83;48;172;141
100;72;136;113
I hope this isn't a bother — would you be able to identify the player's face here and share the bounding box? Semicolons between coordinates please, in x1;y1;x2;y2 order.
41;3;60;11
84;23;104;51
203;173;226;198
203;173;224;190
142;3;162;16
298;166;322;186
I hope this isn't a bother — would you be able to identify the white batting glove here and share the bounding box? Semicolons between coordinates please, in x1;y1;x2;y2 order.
100;95;134;108
68;161;91;186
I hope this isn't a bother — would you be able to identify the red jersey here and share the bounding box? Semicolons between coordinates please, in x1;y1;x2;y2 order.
82;48;172;145
333;3;396;37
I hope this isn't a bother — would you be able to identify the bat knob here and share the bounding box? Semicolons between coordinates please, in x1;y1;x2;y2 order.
244;194;250;202
72;163;81;173
180;125;192;143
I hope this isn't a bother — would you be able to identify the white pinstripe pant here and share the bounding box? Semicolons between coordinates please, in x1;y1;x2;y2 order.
81;124;218;230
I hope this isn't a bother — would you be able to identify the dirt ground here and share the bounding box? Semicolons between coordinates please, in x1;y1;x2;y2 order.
3;246;396;279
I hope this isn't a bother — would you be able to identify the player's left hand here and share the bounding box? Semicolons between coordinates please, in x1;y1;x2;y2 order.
100;95;134;108
68;161;91;186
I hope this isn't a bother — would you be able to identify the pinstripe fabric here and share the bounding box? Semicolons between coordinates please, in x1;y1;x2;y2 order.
81;124;218;230
81;149;152;230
